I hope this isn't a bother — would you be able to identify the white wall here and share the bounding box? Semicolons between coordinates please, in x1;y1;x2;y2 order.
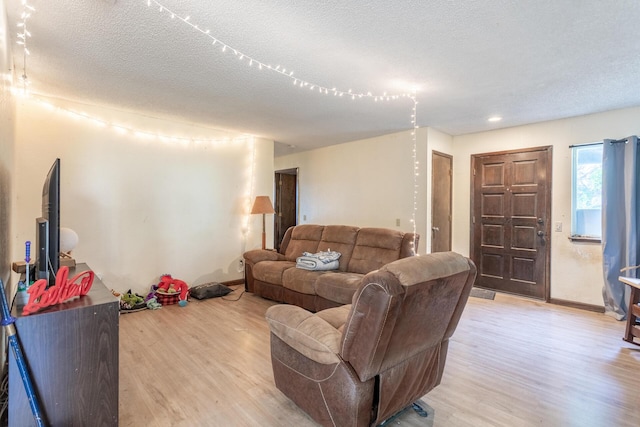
276;107;639;306
452;107;640;305
11;97;274;295
11;93;637;305
275;127;452;255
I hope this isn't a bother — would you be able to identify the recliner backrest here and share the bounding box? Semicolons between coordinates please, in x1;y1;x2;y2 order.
340;252;476;382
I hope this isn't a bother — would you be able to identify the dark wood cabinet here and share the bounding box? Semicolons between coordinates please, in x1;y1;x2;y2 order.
8;264;119;426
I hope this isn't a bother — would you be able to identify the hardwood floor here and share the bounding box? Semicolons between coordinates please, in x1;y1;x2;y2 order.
119;287;640;426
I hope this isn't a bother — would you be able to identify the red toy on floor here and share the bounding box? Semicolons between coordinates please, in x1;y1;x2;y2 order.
156;274;189;307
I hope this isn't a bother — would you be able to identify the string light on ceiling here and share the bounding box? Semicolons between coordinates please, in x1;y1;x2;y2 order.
15;0;35;95
11;4;254;151
142;0;424;250
12;1;425;251
144;0;413;101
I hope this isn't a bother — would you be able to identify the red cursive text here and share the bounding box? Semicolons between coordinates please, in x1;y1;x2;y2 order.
22;266;95;315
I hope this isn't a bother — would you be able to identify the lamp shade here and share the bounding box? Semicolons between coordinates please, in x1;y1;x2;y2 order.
251;196;275;215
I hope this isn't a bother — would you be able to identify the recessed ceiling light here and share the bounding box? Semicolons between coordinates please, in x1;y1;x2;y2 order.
488;116;502;122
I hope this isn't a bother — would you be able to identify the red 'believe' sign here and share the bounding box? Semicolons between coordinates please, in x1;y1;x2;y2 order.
22;266;95;316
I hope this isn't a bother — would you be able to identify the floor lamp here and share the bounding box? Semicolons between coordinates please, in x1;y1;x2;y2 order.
251;196;275;250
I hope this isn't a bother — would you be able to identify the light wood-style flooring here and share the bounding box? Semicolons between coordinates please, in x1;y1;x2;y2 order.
119;286;640;427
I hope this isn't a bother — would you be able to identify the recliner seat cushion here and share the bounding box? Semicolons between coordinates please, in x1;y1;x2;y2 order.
266;304;343;364
314;304;351;332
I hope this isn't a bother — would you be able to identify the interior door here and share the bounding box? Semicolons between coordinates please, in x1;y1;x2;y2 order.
471;146;552;299
274;169;298;251
431;151;452;252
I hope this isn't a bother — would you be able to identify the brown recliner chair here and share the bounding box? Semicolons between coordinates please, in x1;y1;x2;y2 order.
265;251;477;426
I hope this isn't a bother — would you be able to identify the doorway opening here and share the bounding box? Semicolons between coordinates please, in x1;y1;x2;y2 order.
431;151;453;253
274;168;298;251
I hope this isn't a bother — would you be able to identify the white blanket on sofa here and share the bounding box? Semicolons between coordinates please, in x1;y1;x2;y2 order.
296;250;341;271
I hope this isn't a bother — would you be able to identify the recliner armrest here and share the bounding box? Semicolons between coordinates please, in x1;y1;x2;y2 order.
265;305;342;365
243;249;286;264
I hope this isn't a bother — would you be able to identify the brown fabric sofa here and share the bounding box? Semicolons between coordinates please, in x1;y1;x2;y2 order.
243;224;419;312
265;251;477;426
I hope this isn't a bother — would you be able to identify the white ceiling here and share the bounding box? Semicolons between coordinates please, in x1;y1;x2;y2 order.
5;0;640;156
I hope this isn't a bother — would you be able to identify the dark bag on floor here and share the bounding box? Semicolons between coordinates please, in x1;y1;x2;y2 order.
189;282;232;300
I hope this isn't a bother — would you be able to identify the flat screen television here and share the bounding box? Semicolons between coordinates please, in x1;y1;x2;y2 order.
37;158;60;287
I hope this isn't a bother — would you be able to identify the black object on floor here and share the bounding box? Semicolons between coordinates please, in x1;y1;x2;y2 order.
190;282;233;300
378;399;434;426
412;402;430;417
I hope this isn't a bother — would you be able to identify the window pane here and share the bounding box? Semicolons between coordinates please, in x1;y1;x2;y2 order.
571;144;602;238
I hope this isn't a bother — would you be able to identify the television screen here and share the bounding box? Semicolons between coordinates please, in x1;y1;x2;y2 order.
41;158;60;286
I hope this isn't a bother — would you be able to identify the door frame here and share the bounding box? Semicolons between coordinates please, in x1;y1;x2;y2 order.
470;145;552;301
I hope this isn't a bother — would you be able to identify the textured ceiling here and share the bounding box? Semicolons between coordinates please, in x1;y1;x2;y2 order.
5;0;640;156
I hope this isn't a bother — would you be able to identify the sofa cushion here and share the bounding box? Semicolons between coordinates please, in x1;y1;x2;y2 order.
284;224;324;261
317;225;359;272
253;261;296;285
282;268;327;295
348;228;405;274
315;272;364;305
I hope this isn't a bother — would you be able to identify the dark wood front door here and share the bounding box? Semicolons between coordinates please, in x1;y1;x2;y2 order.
274;169;298;251
431;151;452;252
471;146;552;300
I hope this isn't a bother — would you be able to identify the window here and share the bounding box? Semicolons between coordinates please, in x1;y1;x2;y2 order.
571;143;603;240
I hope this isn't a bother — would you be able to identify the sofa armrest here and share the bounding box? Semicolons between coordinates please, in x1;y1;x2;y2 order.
243;249;286;264
265;305;342;365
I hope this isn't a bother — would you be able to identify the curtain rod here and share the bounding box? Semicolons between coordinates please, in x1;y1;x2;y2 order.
568;141;602;148
609;138;629;144
569;136;638;148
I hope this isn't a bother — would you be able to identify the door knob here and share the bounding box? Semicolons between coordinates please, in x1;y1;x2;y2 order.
537;230;544;236
432;227;440;232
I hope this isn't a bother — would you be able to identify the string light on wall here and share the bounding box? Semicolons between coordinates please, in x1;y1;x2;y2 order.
409;91;419;254
15;0;35;95
15;1;424;251
33;96;254;147
144;0;413;101
241;137;257;243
